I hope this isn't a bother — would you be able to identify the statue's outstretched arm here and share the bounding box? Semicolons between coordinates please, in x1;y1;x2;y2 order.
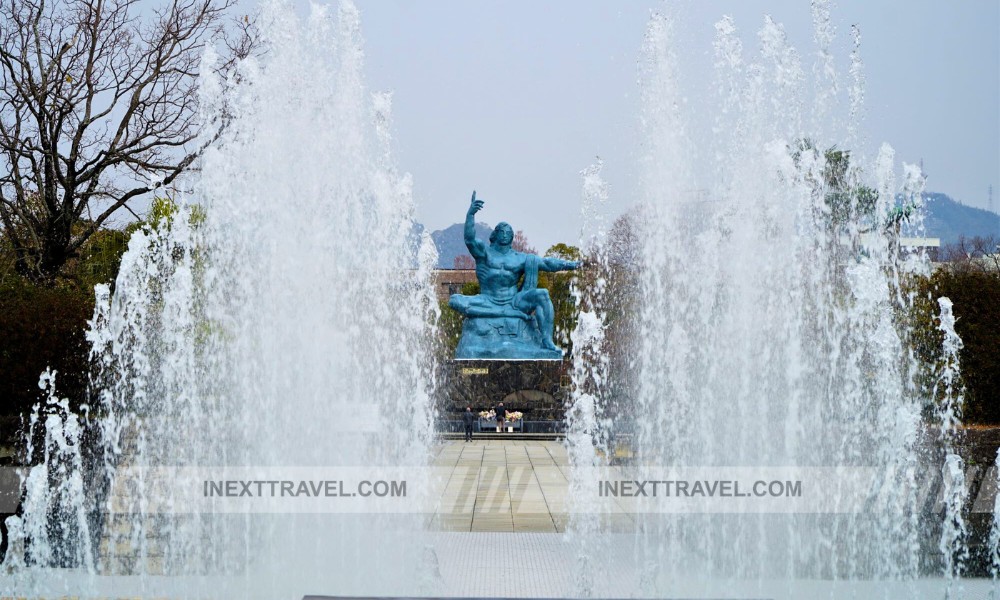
539;256;581;272
464;191;487;259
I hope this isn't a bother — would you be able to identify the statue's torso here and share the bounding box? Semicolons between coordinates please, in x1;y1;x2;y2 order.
476;249;525;303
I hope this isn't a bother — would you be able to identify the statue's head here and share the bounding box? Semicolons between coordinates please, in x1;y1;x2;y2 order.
489;222;514;246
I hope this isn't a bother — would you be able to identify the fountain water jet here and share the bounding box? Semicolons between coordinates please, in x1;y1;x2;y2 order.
2;1;989;598
624;3;973;595
565;159;614;598
5;1;439;597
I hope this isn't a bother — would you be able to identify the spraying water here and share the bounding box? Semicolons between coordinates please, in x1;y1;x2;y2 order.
628;2;970;594
566;159;613;598
5;1;438;597
3;2;985;598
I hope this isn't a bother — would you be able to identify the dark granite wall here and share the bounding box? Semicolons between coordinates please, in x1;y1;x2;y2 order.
438;359;570;422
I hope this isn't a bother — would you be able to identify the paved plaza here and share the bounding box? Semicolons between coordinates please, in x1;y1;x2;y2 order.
11;439;997;599
427;439;635;533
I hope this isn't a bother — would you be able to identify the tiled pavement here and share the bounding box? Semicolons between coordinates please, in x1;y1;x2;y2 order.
427;439;635;533
13;438;994;599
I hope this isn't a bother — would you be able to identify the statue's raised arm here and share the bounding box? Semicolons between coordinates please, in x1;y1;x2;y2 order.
464;191;487;259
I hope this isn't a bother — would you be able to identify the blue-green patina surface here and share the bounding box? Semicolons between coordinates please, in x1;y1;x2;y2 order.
449;192;579;360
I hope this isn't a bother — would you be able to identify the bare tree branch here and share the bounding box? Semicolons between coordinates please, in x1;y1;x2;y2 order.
0;0;256;282
939;235;1000;274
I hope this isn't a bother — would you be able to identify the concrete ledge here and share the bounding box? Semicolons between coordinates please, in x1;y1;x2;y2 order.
437;432;565;441
304;597;767;600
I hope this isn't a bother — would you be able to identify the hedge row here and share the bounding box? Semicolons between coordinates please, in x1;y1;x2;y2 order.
0;279;94;418
923;269;1000;424
0;262;997;425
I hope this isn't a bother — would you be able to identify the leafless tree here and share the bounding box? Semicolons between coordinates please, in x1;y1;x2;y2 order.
452;254;474;270
606;208;641;268
0;0;257;282
511;229;535;255
939;235;1000;274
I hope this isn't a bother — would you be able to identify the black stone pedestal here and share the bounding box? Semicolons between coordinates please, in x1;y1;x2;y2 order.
439;359;570;426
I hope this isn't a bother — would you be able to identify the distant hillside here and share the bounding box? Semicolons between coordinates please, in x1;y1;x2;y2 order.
430;222;493;269
923;192;1000;246
424;193;997;264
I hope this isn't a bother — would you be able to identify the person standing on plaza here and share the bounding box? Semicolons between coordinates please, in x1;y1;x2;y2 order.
462;406;476;442
495;400;505;433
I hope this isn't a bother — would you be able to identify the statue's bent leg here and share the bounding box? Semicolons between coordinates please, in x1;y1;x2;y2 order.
450;294;528;320
516;289;558;350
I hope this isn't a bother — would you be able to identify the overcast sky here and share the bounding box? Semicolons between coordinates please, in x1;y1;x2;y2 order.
348;1;998;250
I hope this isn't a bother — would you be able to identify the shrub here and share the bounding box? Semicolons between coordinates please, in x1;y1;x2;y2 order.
0;279;94;417
914;268;1000;424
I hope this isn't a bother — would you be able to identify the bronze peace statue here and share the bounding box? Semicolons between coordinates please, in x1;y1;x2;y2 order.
448;191;579;360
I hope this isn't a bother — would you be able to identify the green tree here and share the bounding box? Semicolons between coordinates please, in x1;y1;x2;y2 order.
540;243;582;352
74;228;130;289
820;146;879;231
791;141;918;241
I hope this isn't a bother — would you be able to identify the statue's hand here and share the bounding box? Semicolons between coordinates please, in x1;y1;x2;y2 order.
469;190;484;215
